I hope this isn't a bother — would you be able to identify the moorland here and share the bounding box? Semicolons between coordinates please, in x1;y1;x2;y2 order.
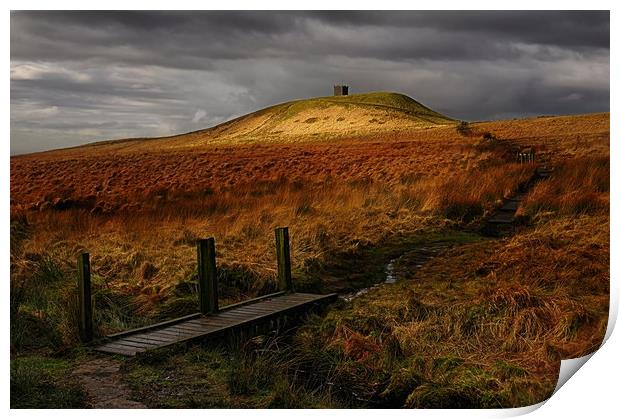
10;92;609;408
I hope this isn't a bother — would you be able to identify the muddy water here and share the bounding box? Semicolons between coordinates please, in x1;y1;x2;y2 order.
340;242;452;302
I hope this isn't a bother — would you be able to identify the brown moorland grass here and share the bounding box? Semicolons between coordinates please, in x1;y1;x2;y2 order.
10;113;608;336
291;214;608;407
10;112;607;213
10;109;609;408
10;161;534;338
10;135;487;213
521;156;610;218
279;154;610;407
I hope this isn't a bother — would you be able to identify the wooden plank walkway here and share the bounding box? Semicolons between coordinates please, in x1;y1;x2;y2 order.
94;292;336;356
487;194;524;226
483;164;553;235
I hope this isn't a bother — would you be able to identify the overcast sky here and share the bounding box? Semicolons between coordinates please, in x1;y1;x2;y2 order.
10;11;610;155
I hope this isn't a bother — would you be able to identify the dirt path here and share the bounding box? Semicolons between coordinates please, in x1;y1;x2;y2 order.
72;357;146;408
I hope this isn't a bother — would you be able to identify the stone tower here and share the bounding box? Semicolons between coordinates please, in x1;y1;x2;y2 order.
333;85;349;96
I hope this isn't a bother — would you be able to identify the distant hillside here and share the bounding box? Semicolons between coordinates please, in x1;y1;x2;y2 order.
71;92;455;153
207;92;452;139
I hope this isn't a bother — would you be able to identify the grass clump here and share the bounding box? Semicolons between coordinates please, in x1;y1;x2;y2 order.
11;356;85;408
124;337;337;408
456;121;472;136
522;156;609;219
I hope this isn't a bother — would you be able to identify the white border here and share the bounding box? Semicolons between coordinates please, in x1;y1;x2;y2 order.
5;2;616;418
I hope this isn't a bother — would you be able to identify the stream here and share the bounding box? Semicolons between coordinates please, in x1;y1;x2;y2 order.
340;242;453;302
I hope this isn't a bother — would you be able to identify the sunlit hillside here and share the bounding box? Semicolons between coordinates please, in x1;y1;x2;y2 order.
38;92;454;155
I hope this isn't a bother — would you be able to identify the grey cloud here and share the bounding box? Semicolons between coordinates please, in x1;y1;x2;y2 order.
10;11;610;154
11;11;610;66
312;11;609;48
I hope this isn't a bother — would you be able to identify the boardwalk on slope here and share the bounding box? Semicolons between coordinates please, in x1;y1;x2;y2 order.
484;165;552;234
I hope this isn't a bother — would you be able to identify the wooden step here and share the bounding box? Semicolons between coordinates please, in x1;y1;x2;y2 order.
487;212;515;224
499;200;519;212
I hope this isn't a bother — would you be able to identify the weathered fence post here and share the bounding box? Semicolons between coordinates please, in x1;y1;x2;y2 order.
275;227;293;292
197;238;219;314
77;252;93;343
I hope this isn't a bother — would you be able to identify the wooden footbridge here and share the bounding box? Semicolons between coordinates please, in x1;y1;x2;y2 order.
76;227;336;356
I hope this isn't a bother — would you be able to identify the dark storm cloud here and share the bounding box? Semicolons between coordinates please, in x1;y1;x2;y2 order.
10;11;610;65
10;10;609;154
312;11;609;48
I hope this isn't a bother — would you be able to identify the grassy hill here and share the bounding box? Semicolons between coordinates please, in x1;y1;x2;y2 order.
70;92;454;153
209;92;452;139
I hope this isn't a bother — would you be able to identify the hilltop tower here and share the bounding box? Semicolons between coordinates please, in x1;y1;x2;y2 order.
333;85;349;96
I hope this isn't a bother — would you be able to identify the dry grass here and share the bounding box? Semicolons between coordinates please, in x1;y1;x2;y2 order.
294;213;609;407
521;156;609;218
284;136;610;407
11;135;479;214
9;107;609;407
10;112;608;337
10;158;539;337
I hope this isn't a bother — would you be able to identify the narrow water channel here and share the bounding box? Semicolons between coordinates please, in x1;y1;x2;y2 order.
340;242;453;302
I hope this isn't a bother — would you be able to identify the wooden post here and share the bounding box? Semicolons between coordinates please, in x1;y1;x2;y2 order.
275;227;293;292
197;238;218;314
77;252;93;343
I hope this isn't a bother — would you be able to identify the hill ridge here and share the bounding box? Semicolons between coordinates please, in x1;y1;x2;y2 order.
27;92;455;154
197;91;453;144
